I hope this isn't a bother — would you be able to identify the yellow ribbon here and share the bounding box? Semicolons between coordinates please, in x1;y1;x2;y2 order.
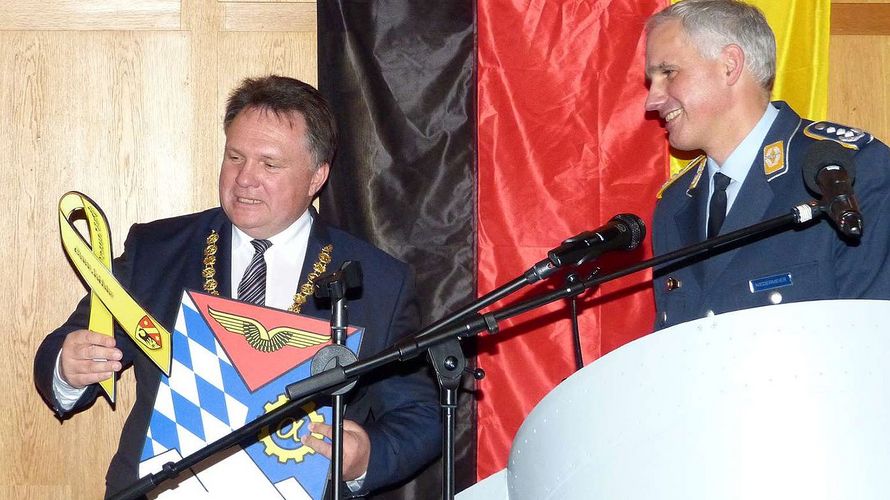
58;192;172;402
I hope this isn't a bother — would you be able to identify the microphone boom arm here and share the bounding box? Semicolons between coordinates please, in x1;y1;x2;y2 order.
110;203;815;500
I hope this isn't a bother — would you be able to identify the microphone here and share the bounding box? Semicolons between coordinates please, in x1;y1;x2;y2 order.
803;141;862;238
314;260;363;299
547;214;646;267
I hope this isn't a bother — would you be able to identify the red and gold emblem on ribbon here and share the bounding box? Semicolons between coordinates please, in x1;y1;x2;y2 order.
136;316;163;350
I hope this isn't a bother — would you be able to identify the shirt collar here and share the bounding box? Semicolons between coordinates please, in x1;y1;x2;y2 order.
707;103;780;182
231;210;313;250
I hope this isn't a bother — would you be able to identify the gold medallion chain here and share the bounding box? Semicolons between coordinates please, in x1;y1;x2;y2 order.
202;230;333;313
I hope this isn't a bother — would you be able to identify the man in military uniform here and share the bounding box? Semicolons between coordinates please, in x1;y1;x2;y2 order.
644;0;890;329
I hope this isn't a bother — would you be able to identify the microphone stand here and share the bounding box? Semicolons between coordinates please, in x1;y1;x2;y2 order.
565;272;585;372
420;250;576;500
286;201;819;402
313;261;362;500
427;339;464;500
110;202;817;500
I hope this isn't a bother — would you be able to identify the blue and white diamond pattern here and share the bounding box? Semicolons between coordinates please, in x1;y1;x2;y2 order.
141;294;249;461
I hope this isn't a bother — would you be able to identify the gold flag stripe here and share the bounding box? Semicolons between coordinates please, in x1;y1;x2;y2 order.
58;192;172;389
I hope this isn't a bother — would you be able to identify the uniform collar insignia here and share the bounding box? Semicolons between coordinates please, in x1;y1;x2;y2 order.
656;155;707;199
763;140;785;178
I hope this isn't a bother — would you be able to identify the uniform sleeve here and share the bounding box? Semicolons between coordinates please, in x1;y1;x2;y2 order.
832;140;890;298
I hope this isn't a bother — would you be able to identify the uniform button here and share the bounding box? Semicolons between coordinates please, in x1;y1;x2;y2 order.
769;291;783;304
661;311;667;324
666;277;682;291
814;123;826;130
705;309;715;317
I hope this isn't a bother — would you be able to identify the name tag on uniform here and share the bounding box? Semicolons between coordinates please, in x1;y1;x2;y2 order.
749;273;793;293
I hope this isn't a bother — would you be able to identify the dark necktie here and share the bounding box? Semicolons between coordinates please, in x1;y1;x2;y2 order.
707;172;731;239
238;239;272;305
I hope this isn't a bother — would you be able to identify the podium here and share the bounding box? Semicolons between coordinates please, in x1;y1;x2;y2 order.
458;300;890;500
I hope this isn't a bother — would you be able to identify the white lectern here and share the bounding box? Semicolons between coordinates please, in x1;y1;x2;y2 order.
458;300;890;500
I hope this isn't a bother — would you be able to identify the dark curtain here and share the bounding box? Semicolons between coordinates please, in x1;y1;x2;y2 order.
317;1;478;498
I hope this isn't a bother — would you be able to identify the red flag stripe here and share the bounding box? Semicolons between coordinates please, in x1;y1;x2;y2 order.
475;0;669;479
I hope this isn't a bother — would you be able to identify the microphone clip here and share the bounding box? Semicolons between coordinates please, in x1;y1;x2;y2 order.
818;195;863;239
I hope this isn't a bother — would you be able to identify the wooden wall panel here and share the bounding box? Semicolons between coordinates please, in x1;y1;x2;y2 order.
222;2;316;32
830;1;890;144
216;31;318;154
0;0;181;30
217;32;318;88
832;3;890;35
829;35;890;143
1;30;193;500
1;1;317;498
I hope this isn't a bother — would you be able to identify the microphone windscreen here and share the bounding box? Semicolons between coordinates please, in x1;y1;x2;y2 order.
613;213;646;250
803;140;856;195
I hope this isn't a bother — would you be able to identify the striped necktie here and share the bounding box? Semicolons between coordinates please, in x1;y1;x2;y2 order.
238;239;272;305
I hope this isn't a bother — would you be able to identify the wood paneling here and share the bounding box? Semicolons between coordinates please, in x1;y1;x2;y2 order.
832;4;890;34
1;30;192;498
222;2;316;31
828;34;890;142
828;1;890;142
0;0;181;30
220;0;313;3
1;1;317;498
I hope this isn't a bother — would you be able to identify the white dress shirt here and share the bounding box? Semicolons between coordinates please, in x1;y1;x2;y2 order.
230;210;311;307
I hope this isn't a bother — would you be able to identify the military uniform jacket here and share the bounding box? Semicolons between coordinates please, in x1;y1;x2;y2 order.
653;102;890;330
34;207;440;497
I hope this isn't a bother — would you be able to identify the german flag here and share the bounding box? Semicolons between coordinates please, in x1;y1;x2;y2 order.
318;0;829;496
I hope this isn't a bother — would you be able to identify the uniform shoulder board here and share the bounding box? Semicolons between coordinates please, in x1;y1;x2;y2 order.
657;155;707;199
803;121;874;151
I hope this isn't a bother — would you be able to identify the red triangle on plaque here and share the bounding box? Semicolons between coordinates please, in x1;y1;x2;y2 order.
188;290;359;392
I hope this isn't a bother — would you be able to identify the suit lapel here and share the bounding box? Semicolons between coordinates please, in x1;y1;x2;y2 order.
298;208;335;317
301;212;366;361
701;104;801;286
187;209;234;298
677;182;707;285
216;219;234;298
700;166;774;283
669;155;710;248
674;184;708;248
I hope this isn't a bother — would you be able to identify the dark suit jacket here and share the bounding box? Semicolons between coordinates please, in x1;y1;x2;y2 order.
653;102;890;330
35;207;440;497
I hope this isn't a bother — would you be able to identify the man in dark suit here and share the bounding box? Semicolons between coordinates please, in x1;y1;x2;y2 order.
644;0;890;330
35;75;440;497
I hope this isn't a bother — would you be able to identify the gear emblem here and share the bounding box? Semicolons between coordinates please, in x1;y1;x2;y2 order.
258;394;326;464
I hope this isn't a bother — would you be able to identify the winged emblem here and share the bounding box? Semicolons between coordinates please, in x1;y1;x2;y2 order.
208;306;331;353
